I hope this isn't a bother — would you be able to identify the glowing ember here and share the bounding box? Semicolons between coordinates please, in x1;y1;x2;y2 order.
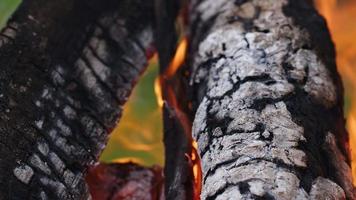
316;0;356;185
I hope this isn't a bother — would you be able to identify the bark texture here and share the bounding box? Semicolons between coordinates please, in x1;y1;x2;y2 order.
0;0;153;199
188;0;355;199
163;104;194;200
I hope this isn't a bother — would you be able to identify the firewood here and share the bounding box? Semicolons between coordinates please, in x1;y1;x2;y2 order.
0;0;153;199
187;0;355;199
1;0;356;199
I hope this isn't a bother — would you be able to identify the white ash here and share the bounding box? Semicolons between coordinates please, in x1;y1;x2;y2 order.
13;164;34;184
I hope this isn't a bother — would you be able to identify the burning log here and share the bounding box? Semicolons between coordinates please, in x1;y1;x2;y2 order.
154;1;202;198
187;0;355;199
155;37;202;199
1;0;356;199
0;0;154;199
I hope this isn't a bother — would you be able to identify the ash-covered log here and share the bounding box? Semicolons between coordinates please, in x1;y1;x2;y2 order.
187;0;356;199
0;0;154;199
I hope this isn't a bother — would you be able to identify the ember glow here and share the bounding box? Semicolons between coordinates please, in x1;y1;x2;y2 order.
316;0;356;185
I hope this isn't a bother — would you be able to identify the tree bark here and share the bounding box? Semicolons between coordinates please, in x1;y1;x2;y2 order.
188;0;355;199
0;0;153;199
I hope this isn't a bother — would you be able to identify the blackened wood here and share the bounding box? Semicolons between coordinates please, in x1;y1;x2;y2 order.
154;1;197;198
154;0;180;73
0;0;154;199
187;0;355;199
163;103;195;200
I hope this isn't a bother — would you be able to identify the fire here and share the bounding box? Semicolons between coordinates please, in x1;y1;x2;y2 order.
112;157;146;165
315;0;337;21
154;78;164;107
165;37;188;78
348;113;356;180
154;37;188;107
191;140;202;197
316;0;356;185
155;37;202;199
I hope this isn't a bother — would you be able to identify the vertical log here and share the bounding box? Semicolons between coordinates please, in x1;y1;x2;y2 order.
154;1;197;198
163;104;194;200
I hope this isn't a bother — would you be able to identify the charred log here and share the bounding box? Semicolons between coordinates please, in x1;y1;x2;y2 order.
187;0;355;199
154;0;181;72
163;104;195;200
0;0;153;199
154;1;198;198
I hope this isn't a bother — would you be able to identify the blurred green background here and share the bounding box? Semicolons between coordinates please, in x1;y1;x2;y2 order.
0;0;164;166
0;0;20;27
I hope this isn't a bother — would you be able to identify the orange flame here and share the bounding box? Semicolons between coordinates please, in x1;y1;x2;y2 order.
112;157;146;165
154;38;188;107
155;37;202;199
348;113;356;181
191;140;202;197
316;0;356;185
154;37;189;106
154;78;164;107
165;37;189;78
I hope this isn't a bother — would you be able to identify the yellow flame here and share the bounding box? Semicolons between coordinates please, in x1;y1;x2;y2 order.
191;140;198;172
191;140;202;199
165;37;188;78
316;0;356;185
155;37;202;198
154;37;189;108
154;77;164;107
112;157;146;165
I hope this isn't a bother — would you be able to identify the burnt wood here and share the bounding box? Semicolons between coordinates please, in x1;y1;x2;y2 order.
0;0;153;199
187;0;355;199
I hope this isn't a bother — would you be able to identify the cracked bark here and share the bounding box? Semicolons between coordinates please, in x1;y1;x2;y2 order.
0;0;153;199
188;0;356;199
